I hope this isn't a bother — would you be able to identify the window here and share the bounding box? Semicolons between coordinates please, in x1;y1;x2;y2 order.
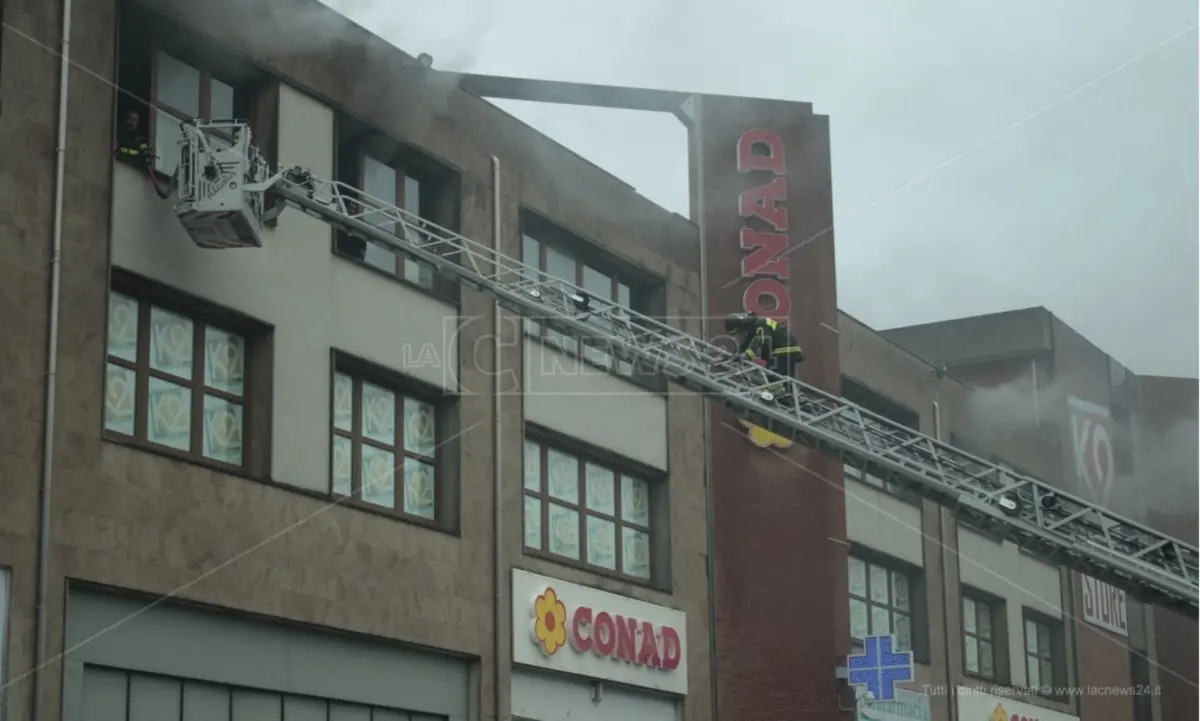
523;438;655;582
333;116;460;300
331;363;445;524
842;378;920;501
962;591;1002;680
520;217;659;380
150;50;245;176
1023;614;1061;692
354;154;435;289
104;286;258;472
848;555;916;654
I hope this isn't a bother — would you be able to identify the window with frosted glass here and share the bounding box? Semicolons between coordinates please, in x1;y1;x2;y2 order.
104;290;247;468
848;556;914;653
331;368;439;521
962;593;998;679
1024;616;1058;693
522;439;654;581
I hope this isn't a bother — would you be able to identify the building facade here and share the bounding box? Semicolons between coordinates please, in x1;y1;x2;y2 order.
885;309;1197;721
0;1;1192;721
1;0;712;720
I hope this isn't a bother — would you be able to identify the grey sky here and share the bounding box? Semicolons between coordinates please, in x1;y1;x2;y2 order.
322;0;1198;377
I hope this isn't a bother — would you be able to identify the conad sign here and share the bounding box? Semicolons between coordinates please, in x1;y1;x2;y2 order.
511;569;689;695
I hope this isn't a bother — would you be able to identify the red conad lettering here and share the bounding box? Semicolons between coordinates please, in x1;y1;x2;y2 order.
740;230;791;280
614;615;638;663
660;626;682;670
739;177;788;231
737;129;786;175
570;606;593;652
743;279;791;321
593;612;617;657
636;620;661;668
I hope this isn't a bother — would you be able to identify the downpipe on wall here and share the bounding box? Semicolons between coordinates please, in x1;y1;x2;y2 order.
932;398;957;721
490;155;505;721
691;95;721;721
34;0;73;718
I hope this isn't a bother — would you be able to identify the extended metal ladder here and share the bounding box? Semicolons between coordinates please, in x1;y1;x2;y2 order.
172;121;1199;616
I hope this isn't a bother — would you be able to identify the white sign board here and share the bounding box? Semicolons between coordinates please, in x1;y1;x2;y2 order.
511;569;689;695
1067;396;1115;505
858;688;931;721
956;688;1079;721
1080;575;1128;637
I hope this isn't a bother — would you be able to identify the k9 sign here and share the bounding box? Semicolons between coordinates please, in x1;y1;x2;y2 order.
1067;396;1114;505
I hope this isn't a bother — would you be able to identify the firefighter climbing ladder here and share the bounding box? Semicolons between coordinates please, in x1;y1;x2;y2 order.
168;121;1198;616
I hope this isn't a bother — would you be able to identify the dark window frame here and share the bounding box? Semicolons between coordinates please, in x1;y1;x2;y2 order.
522;430;667;588
328;352;458;532
116;3;279;182
841;377;923;505
332;119;461;306
103;271;273;480
519;211;666;393
1022;608;1067;698
961;586;1009;684
847;545;930;664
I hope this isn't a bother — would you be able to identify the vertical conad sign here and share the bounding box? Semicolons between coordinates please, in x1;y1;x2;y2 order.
737;129;791;320
1067;396;1115;505
692;94;847;721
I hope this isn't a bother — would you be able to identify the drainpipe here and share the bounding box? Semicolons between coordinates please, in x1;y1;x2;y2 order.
932;398;957;721
691;94;721;721
490;155;505;721
34;0;73;719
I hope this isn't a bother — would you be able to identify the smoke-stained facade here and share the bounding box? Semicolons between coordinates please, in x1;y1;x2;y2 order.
885;308;1196;721
0;0;1191;720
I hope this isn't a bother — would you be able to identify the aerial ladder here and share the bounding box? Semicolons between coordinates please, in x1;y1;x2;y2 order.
166;120;1198;617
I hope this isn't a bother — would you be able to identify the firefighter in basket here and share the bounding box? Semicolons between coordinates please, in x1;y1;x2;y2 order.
724;311;804;402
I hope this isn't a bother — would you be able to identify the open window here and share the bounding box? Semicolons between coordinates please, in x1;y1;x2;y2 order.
116;1;278;177
333;112;461;302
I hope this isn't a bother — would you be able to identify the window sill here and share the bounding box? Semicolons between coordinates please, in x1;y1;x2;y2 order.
522;330;667;395
522;547;668;594
101;435;461;536
332;246;460;307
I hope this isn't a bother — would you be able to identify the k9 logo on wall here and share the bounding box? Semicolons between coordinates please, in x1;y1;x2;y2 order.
1067;396;1114;505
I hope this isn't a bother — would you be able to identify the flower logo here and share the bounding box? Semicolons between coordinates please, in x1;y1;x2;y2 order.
991;704;1007;721
532;587;568;655
738;418;794;449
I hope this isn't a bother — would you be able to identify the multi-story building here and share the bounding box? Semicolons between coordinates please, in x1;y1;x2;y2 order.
1;1;714;720
0;1;1192;721
886;309;1198;721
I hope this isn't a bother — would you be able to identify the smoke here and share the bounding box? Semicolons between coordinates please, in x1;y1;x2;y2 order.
952;371;1197;529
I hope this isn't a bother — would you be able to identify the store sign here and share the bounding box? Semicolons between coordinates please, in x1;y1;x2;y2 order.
858;689;931;721
956;688;1079;721
737;128;792;320
511;569;688;694
736;128;796;450
1067;396;1114;505
1081;575;1128;636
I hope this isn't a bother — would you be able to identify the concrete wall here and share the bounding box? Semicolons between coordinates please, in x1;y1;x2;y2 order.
523;339;668;470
